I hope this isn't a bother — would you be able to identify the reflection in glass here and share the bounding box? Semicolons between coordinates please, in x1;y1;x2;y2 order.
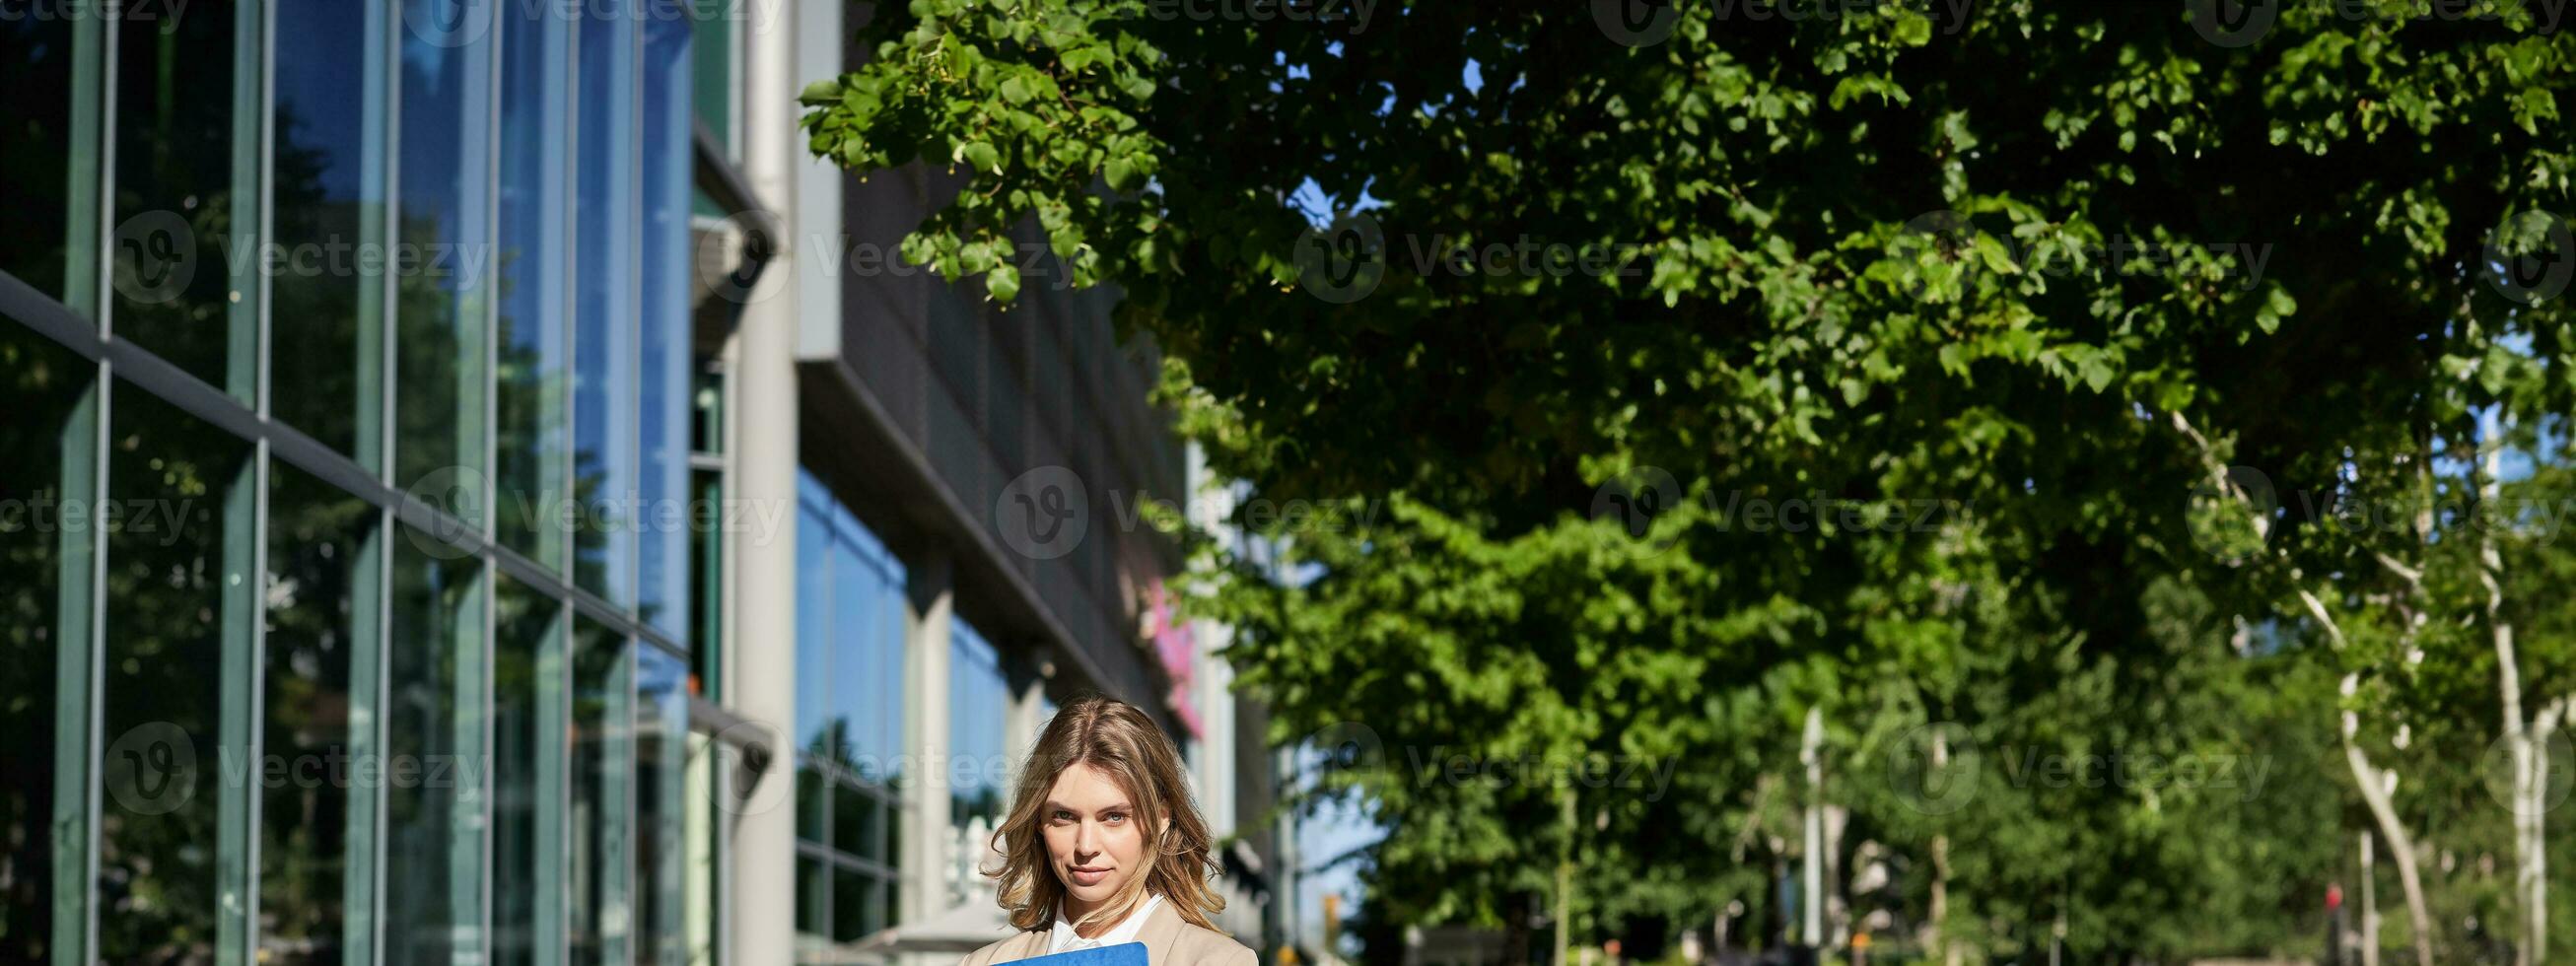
947;620;1008;908
638;11;693;639
795;855;829;951
0;8;94;306
495;0;573;566
493;575;565;966
269;0;387;458
832;865;869;943
573;1;638;604
570;618;633;964
98;380;254;963
794;497;833;761
384;533;487;964
0;329;94;963
260;462;378;963
111;0;250;396
636;647;688;965
394;0;494;517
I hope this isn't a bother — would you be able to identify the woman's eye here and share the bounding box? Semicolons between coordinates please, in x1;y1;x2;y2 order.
1050;810;1074;823
1103;813;1127;825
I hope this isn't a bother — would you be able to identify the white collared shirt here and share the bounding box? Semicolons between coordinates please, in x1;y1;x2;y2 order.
1047;893;1165;955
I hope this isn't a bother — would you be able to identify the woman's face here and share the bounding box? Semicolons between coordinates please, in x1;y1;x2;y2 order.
1041;762;1151;918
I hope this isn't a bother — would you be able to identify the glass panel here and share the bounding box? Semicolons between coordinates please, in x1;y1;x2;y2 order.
494;0;573;567
794;496;833;761
831;865;868;944
636;647;688;966
688;0;731;156
0;328;96;964
638;11;691;639
688;463;722;691
111;0;252;396
98;380;255;963
882;878;900;939
831;782;870;865
259;461;378;964
0;6;101;308
947;621;1005;908
950;620;1005;828
794;854;828;949
572;0;639;606
569;618;633;965
394;0;495;517
796;760;827;847
383;530;488;965
269;0;388;458
833;537;880;778
493;575;565;966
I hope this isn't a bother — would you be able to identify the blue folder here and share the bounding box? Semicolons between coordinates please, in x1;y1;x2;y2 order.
1006;941;1149;966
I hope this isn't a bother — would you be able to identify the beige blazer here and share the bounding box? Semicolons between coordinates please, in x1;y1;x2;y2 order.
960;899;1258;966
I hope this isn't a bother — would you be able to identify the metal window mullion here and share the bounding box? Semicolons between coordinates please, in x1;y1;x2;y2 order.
254;0;274;420
560;1;581;599
53;364;106;966
537;601;570;966
225;0;263;405
613;636;639;964
93;4;118;339
373;13;400;966
484;0;505;937
214;440;265;966
346;513;387;966
63;7;104;319
625;0;646;631
480;1;506;956
453;564;492;960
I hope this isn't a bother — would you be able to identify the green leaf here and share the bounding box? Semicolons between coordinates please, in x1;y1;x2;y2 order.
987;263;1021;303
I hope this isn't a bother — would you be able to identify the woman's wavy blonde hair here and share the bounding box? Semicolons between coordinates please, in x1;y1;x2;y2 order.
986;694;1227;932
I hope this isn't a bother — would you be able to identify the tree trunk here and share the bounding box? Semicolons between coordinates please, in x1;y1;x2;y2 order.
2343;730;2435;966
1800;707;1826;950
2480;424;2546;966
2361;830;2382;966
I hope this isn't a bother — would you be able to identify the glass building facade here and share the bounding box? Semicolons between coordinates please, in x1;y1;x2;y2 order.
0;1;716;963
790;469;907;957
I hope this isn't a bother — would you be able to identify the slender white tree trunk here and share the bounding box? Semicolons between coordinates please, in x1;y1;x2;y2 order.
2342;720;2435;966
2173;410;2440;964
2481;422;2548;966
1800;706;1825;950
2362;830;2381;966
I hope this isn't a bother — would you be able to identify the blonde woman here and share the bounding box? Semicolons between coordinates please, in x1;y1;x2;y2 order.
961;695;1258;966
